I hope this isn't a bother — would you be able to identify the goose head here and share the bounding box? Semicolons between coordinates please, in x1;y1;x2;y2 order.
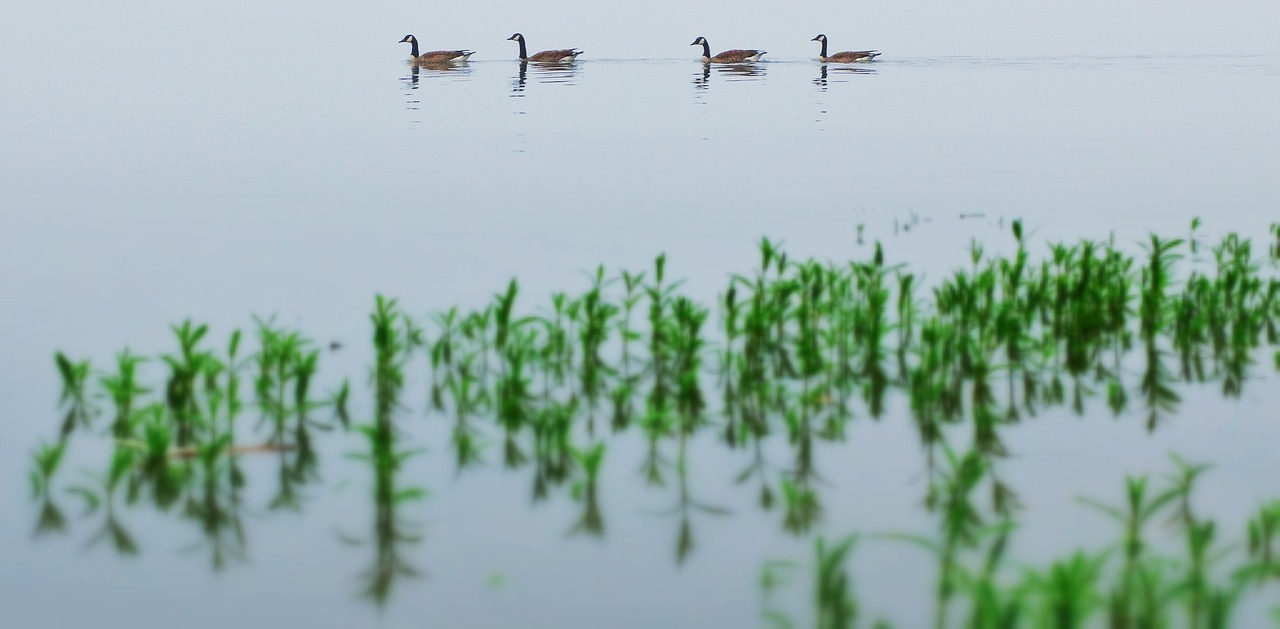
690;36;708;46
507;33;525;42
399;34;417;44
811;34;827;43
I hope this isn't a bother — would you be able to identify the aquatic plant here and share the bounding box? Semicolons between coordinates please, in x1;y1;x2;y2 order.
30;223;1280;623
768;455;1278;629
30;440;69;535
568;442;606;537
349;295;429;605
100;350;147;438
54;352;94;437
814;535;859;629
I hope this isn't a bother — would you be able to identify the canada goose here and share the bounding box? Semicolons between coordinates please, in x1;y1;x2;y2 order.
690;37;765;63
811;34;880;63
507;33;583;62
399;34;475;64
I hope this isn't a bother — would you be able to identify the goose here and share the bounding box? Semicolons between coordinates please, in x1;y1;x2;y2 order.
690;37;765;63
811;34;880;63
399;34;475;65
507;33;583;62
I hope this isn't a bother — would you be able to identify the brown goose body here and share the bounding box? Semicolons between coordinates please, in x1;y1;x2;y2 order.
690;37;765;64
412;50;475;64
528;49;582;62
508;33;583;62
399;35;475;65
812;34;880;63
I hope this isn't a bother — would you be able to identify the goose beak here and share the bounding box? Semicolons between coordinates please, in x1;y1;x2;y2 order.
689;40;698;46
400;35;412;43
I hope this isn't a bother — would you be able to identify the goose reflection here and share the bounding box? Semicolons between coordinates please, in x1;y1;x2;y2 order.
403;64;475;110
511;60;528;96
419;61;474;76
693;64;710;90
510;59;581;96
813;64;876;90
528;59;580;85
716;63;766;80
694;62;767;91
404;62;474;89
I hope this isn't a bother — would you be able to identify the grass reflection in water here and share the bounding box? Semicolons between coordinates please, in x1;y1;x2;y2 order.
31;221;1280;626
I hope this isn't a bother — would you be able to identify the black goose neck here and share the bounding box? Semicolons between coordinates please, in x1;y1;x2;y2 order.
409;38;420;58
517;38;528;60
818;38;828;59
699;40;711;59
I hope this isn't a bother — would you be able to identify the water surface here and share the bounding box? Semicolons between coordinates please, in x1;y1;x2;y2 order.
4;1;1280;626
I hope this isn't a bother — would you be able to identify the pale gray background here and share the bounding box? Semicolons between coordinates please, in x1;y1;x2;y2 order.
2;0;1279;626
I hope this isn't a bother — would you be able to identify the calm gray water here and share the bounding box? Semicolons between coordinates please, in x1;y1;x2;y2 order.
4;0;1280;626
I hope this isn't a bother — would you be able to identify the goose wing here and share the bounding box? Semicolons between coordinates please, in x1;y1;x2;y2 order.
827;50;880;62
711;49;765;62
528;48;582;62
416;50;475;63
